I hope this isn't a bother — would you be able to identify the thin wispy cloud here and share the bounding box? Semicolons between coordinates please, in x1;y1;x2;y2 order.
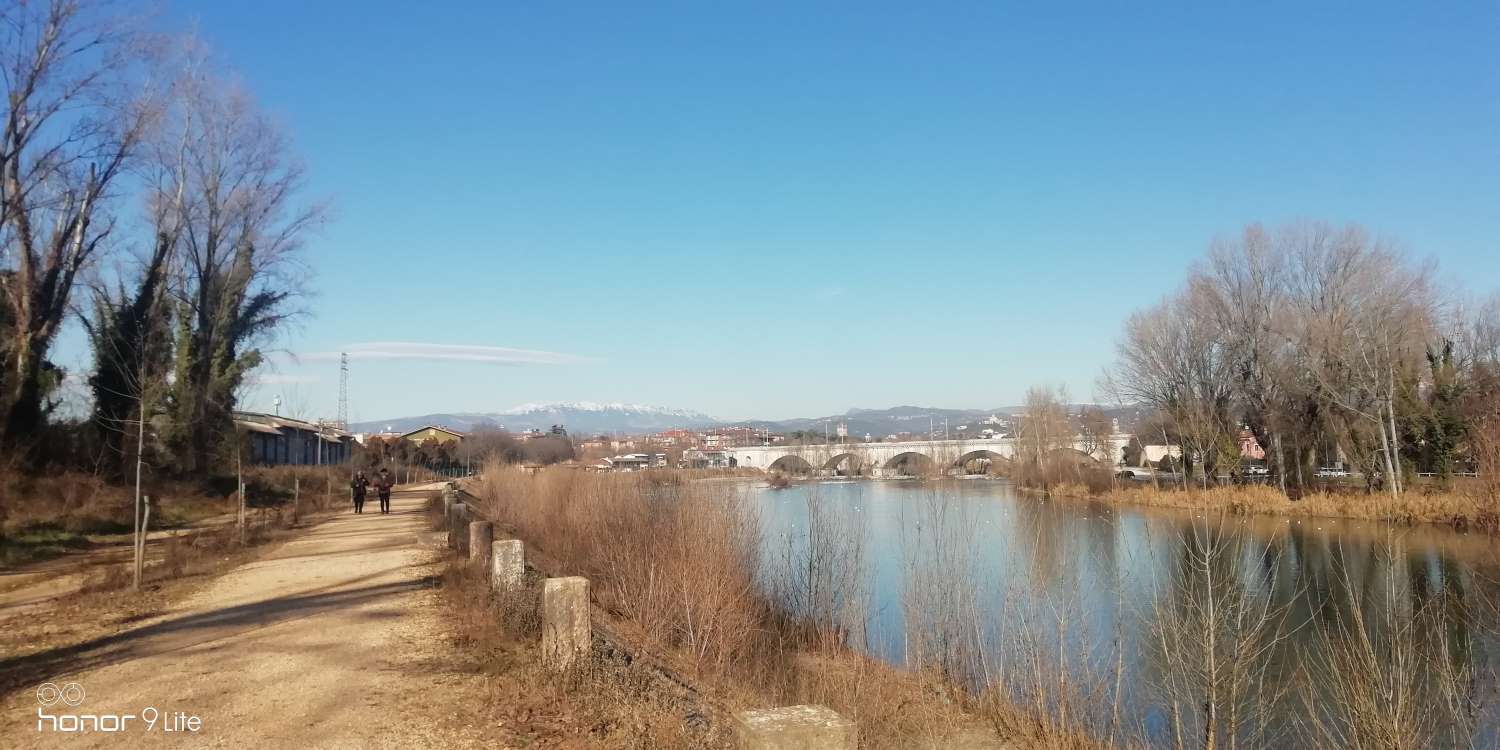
300;342;593;366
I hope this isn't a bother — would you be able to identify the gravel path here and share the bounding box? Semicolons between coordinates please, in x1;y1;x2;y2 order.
1;487;493;748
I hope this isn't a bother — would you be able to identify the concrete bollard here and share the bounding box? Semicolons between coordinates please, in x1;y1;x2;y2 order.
542;576;590;669
733;705;856;750
449;502;467;552
468;521;493;566
491;539;524;590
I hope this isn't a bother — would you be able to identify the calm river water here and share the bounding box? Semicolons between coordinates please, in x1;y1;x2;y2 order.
742;478;1500;745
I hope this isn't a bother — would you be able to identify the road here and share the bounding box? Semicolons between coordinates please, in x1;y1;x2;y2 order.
1;487;493;748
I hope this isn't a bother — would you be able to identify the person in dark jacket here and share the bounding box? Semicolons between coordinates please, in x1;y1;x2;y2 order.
376;468;394;514
350;471;369;514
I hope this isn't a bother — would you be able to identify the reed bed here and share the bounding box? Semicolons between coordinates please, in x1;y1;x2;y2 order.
1052;481;1497;530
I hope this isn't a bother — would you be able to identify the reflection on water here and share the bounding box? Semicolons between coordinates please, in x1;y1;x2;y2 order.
746;478;1500;746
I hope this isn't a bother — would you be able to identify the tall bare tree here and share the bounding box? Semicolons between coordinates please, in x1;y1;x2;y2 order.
1282;223;1435;498
155;65;323;473
0;0;159;452
1192;223;1297;490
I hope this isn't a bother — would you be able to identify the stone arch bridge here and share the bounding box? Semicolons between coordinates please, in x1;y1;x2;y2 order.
726;435;1131;478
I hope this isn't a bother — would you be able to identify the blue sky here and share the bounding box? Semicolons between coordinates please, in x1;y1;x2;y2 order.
89;1;1498;422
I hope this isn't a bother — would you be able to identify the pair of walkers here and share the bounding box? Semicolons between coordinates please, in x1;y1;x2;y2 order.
350;468;394;514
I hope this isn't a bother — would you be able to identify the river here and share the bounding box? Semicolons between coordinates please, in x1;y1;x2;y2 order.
743;477;1500;746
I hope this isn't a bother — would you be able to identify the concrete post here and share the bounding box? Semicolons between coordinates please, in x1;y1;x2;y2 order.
468;520;493;566
542;576;590;669
443;490;455;519
491;539;524;590
449;502;467;552
733;705;856;750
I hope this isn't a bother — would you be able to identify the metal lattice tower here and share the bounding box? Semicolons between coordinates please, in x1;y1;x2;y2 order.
336;352;349;429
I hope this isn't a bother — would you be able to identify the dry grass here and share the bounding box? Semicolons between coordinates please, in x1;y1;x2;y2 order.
475;466;765;675
438;550;730;748
0;465;357;568
1049;480;1499;531
0;470;233;567
244;465;354;516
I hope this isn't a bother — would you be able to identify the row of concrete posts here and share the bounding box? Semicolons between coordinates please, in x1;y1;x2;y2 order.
440;484;855;749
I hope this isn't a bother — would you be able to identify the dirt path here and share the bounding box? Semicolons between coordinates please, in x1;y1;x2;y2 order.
0;487;494;748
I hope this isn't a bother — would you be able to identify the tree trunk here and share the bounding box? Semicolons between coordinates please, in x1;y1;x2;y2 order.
1274;433;1287;495
1376;414;1399;502
1386;377;1403;495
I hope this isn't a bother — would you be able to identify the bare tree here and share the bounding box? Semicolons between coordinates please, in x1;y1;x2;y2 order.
1281;223;1436;499
156;60;324;473
0;0;160;451
1016;384;1075;491
1113;286;1238;486
1192;224;1297;490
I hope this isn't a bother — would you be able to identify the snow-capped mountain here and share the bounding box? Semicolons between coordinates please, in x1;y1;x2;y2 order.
350;402;717;436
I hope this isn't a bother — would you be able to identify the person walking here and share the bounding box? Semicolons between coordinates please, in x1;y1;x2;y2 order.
350;471;370;514
376;467;394;514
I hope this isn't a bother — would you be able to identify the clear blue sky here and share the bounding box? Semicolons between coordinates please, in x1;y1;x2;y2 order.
128;1;1498;422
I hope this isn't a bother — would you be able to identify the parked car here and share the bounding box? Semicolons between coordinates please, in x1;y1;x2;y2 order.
1244;465;1270;477
1314;467;1350;478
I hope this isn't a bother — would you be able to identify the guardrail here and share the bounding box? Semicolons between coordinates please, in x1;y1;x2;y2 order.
438;482;856;749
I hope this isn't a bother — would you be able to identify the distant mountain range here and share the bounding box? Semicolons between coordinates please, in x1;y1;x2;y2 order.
352;402;1146;438
349;402;717;436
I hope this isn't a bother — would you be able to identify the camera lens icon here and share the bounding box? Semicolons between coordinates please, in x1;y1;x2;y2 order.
36;682;84;707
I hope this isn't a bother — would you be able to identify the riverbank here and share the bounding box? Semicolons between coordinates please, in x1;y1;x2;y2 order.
463;465;1093;749
1032;479;1499;531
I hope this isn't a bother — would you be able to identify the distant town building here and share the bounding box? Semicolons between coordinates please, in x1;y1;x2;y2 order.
680;449;733;469
701;426;763;448
235;412;355;465
604;453;668;471
1238;429;1266;460
1142;444;1184;465
651;429;699;447
400;425;467;445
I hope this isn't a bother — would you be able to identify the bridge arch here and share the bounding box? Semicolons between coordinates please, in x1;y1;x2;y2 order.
821;452;864;476
769;454;816;475
883;451;937;477
955;449;1007;474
